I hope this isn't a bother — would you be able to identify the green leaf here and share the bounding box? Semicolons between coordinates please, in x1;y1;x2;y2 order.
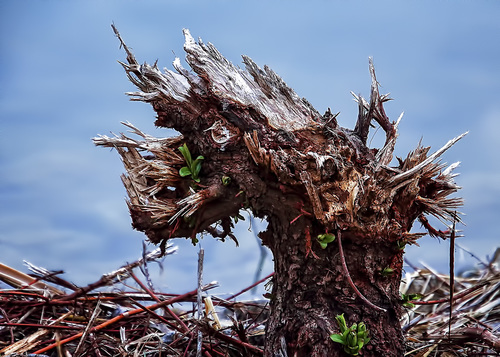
397;240;407;250
347;330;358;347
381;267;394;277
178;143;192;165
233;213;245;223
179;166;192;177
409;293;422;300
335;314;348;333
192;157;204;177
221;176;231;186
194;155;204;162
329;334;345;344
317;233;335;249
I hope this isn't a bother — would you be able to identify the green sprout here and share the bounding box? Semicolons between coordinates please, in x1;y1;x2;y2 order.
178;143;204;183
400;293;422;308
190;236;199;245
221;175;231;186
330;314;370;355
381;267;394;277
396;239;407;250
317;233;336;249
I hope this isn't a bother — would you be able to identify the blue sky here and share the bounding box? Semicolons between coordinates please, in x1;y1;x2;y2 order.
1;1;499;298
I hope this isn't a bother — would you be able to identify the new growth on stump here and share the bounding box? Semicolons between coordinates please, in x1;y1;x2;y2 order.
95;26;466;356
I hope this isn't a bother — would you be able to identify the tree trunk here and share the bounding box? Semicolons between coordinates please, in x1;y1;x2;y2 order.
95;26;465;356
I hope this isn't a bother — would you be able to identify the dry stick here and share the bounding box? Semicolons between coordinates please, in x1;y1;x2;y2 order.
197;247;205;357
74;300;101;356
337;230;387;312
201;326;264;356
223;272;274;302
56;249;163;302
129;271;191;334
411;281;488;305
0;307;14;344
459;327;500;353
183;333;195;357
33;288;200;354
0;322;82;330
448;213;456;338
132;299;189;338
0;291;50;302
89;333;104;357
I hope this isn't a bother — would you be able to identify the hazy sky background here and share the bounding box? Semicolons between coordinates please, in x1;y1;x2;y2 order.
1;1;499;299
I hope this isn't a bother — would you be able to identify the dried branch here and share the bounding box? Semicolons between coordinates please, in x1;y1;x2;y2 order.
337;230;386;312
448;214;456;337
57;245;176;301
197;247;204;357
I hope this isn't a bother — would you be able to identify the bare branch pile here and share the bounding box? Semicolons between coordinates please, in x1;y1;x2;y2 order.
1;248;499;356
0;246;269;356
402;248;500;356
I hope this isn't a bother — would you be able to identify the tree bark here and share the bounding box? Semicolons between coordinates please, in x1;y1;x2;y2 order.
95;26;466;356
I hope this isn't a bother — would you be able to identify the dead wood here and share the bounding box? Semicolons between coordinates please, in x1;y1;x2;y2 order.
91;26;470;356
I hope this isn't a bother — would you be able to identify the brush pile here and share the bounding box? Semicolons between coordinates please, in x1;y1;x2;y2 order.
402;248;500;356
1;246;498;356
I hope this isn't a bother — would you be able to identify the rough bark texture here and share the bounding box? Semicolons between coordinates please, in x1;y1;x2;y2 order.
95;26;465;356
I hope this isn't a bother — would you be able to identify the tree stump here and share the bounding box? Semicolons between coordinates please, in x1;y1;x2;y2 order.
95;26;466;356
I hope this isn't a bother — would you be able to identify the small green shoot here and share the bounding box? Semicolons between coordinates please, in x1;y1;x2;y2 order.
381;267;394;277
401;293;422;308
317;233;336;249
396;240;406;250
178;143;204;183
190;236;199;245
330;314;370;355
221;175;231;186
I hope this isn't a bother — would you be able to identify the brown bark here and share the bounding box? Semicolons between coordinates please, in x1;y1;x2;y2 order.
95;26;465;356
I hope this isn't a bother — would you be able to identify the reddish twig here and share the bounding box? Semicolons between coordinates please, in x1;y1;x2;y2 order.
33;288;201;354
130;270;191;334
223;272;274;302
337;229;386;312
131;299;183;332
418;215;450;239
0;307;14;344
200;323;264;356
0;290;50;302
290;209;312;225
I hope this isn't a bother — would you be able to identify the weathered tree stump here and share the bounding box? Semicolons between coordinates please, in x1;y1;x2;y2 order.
95;26;466;356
